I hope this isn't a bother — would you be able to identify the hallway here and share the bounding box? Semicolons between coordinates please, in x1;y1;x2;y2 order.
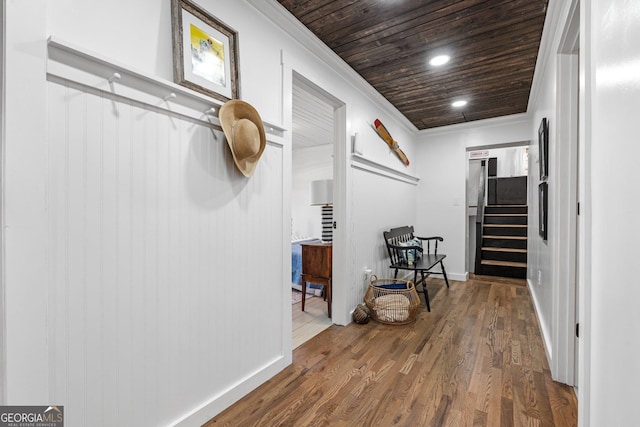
207;276;577;426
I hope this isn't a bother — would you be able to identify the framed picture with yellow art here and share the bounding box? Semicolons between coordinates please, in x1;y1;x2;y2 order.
171;0;240;102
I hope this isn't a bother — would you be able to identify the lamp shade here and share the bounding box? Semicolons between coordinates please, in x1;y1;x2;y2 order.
310;179;333;206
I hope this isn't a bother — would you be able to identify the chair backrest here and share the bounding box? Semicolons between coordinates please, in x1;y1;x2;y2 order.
383;226;443;264
383;226;415;265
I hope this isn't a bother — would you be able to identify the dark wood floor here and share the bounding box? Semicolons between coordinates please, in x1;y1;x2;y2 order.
205;275;577;426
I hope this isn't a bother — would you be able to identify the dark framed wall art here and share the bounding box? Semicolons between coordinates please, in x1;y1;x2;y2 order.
539;182;548;241
538;117;549;180
171;0;240;102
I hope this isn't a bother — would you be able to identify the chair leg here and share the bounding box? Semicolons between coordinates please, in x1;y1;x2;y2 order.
301;281;307;312
441;261;450;288
421;271;430;312
326;280;332;318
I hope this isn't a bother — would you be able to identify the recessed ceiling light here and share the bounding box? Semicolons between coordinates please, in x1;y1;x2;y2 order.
429;55;450;66
452;100;468;108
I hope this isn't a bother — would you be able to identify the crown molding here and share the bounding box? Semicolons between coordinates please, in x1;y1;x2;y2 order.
245;0;417;133
527;0;568;111
416;112;532;138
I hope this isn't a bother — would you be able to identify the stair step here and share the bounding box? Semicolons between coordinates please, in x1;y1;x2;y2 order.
484;205;528;215
483;215;528;225
481;260;527;268
480;263;527;279
483;225;527;237
484;213;528;216
482;247;527;263
482;247;527;253
482;236;527;250
483;235;527;240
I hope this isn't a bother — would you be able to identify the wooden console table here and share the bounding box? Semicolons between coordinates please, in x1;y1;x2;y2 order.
301;242;332;318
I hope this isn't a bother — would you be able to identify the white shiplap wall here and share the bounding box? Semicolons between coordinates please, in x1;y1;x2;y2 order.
348;168;418;310
46;80;284;426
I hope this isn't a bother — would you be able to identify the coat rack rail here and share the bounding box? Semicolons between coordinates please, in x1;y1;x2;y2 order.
46;36;285;144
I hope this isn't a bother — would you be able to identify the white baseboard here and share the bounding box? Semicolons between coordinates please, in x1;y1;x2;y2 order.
527;278;553;364
172;355;289;426
449;272;468;282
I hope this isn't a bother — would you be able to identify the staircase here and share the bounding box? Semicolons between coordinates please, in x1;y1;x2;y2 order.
479;205;528;279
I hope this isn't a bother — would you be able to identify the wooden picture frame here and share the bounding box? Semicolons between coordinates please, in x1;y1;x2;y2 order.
539;182;548;241
538;117;549;180
171;0;240;102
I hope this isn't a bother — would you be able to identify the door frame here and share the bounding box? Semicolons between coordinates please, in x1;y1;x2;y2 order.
285;69;348;329
464;141;530;277
0;0;6;405
552;0;580;386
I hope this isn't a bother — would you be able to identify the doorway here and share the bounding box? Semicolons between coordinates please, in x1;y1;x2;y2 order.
290;73;336;348
465;141;529;278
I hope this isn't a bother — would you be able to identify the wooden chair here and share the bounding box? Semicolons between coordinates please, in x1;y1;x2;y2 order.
301;242;332;318
383;226;449;311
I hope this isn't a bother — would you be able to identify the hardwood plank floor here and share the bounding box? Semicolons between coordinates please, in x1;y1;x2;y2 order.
292;295;333;349
205;276;577;427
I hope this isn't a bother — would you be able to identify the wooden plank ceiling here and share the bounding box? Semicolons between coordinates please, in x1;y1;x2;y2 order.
292;80;334;149
277;0;548;130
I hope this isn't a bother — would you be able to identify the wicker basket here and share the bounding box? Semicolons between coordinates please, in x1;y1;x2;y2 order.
364;275;421;325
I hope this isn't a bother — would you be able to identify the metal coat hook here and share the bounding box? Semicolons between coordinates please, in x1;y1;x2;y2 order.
163;92;176;101
108;72;121;83
205;107;217;115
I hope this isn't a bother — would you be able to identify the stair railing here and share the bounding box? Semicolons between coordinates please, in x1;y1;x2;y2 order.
474;160;487;274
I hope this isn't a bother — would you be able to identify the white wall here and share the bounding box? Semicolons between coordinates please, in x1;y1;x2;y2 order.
586;0;640;425
0;0;6;406
349;170;417;309
487;146;529;177
526;11;558;373
4;0;49;405
413;116;532;281
291;145;333;239
3;0;419;425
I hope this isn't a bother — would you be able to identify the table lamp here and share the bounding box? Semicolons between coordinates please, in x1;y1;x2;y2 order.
310;179;333;242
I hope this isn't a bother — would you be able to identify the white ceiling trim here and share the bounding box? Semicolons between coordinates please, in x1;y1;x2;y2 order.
527;0;568;112
416;112;531;138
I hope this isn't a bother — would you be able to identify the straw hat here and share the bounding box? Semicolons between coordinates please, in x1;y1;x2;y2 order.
219;100;266;177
